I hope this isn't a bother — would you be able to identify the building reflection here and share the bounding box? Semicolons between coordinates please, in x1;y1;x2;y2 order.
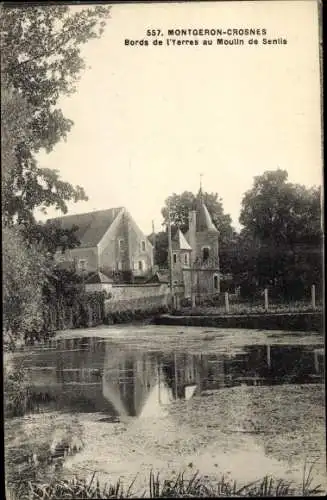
22;336;324;417
161;353;202;399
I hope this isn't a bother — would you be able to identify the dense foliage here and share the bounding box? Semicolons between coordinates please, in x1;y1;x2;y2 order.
234;170;322;299
3;226;49;343
161;191;234;244
154;171;322;301
1;5;110;345
1;4;110;226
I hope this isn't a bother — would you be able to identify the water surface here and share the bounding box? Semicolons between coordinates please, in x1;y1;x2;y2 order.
5;326;326;493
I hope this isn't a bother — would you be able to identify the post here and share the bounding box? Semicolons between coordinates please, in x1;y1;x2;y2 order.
267;344;271;369
174;352;178;399
264;288;269;312
217;231;221;293
314;350;319;373
225;292;230;313
191;266;196;308
311;284;316;310
158;361;161;405
167;199;174;308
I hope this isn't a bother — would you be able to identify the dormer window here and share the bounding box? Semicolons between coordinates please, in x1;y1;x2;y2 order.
141;240;146;252
184;253;189;265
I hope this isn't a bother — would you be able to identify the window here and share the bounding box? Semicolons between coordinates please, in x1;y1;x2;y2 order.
141;240;146;252
184;253;189;265
202;247;210;262
214;275;219;290
118;261;122;271
173;253;177;264
138;260;143;271
118;239;124;251
79;259;87;271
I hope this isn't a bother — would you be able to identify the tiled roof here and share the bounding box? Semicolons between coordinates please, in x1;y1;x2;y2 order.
197;203;218;232
196;189;218;232
172;229;192;250
47;208;124;248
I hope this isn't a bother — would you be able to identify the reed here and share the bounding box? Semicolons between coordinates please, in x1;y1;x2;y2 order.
7;466;325;499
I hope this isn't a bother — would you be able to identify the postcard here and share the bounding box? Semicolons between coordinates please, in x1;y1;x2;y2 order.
2;1;324;498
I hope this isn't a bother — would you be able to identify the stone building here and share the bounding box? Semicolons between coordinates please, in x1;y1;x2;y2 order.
48;207;154;283
171;188;220;299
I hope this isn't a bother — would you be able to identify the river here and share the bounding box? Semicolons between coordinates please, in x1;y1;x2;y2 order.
4;325;326;495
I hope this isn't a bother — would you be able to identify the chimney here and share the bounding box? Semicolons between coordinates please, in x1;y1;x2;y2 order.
188;210;197;264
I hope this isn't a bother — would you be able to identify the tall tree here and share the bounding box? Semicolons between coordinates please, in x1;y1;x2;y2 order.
3;226;49;342
1;5;110;343
1;4;110;226
238;169;322;299
148;231;169;268
161;191;234;244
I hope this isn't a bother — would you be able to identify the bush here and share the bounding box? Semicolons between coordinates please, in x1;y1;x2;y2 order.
4;361;31;418
104;314;114;325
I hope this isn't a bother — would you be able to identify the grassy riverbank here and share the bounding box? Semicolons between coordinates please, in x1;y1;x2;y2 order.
5;384;326;497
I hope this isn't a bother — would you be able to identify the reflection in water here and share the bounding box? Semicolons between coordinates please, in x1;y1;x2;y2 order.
21;337;324;418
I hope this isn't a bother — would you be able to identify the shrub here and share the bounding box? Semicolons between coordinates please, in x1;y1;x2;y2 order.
4;361;31;418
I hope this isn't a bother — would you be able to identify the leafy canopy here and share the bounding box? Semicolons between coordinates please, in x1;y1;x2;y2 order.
1;4;110;227
235;169;322;298
161;191;234;244
2;5;110;343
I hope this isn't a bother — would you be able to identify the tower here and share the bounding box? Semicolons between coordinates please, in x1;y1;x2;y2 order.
185;181;220;297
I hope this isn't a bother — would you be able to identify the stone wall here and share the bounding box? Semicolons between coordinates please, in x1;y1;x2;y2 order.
195;231;219;264
126;212;154;277
110;283;168;300
171;250;191;285
99;209;153;279
155;312;323;332
104;283;170;314
85;283;113;293
99;210;130;273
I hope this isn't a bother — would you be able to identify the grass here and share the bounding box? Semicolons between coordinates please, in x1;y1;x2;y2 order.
6;462;326;499
177;303;323;316
4;359;32;418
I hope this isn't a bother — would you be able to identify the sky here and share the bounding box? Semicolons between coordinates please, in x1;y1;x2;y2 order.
36;0;322;234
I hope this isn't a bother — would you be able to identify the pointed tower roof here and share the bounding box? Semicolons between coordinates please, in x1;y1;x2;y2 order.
172;228;192;250
195;189;218;233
